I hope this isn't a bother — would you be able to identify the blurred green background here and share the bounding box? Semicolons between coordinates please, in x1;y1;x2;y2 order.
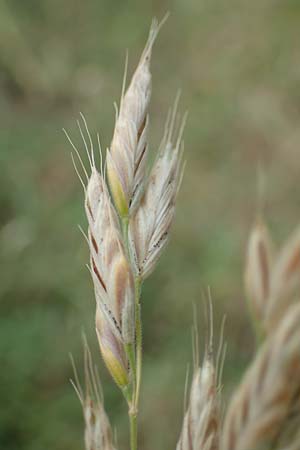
1;0;300;449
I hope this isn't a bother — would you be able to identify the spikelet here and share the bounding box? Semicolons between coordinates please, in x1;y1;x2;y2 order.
265;225;300;331
85;167;135;387
244;218;273;324
221;303;300;450
71;341;116;450
177;359;220;450
129;100;185;279
176;306;222;450
107;19;161;217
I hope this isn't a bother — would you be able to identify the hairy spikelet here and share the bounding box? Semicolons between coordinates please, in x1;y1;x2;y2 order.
71;342;116;450
68;20;300;450
83;396;115;450
177;357;220;450
221;303;300;450
245;219;273;324
177;308;222;450
129;102;185;279
107;19;160;217
83;371;115;450
85;167;135;387
266;225;300;331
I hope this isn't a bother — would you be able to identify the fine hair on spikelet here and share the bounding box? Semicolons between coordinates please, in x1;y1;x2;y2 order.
70;338;116;450
221;303;300;450
176;302;225;450
66;16;300;450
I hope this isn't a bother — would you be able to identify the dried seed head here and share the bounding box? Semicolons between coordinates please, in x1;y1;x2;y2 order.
266;226;300;331
107;19;161;217
221;303;300;450
71;341;116;450
84;396;115;450
85;168;134;387
129;102;185;279
177;356;220;450
245;219;273;323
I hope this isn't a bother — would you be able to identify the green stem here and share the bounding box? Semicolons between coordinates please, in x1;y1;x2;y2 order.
121;216;137;387
121;216;141;450
122;384;133;404
129;411;138;450
124;342;136;388
122;383;137;450
134;277;142;410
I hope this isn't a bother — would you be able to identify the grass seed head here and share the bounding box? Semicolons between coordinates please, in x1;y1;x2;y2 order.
107;19;160;217
221;302;300;450
266;225;300;331
177;358;220;450
129;101;185;279
176;305;222;450
245;218;273;324
85;168;134;387
71;341;116;450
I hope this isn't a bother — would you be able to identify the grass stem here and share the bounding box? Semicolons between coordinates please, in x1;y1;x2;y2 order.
129;410;138;450
122;217;142;450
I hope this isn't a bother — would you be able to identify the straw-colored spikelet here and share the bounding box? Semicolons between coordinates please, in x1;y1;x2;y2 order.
265;225;300;331
107;19;160;217
83;396;115;450
71;342;116;450
177;309;222;450
221;302;300;450
176;356;220;450
85;167;135;387
245;219;273;324
128;102;185;279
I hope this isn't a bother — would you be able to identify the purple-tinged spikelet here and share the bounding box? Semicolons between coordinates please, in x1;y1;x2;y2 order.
222;303;300;450
129;101;185;279
71;342;116;450
177;359;220;450
85;168;135;387
107;19;161;217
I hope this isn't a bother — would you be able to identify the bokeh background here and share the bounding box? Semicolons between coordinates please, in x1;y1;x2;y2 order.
1;0;300;449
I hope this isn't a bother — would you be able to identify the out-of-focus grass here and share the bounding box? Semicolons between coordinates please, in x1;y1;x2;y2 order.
1;0;300;449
